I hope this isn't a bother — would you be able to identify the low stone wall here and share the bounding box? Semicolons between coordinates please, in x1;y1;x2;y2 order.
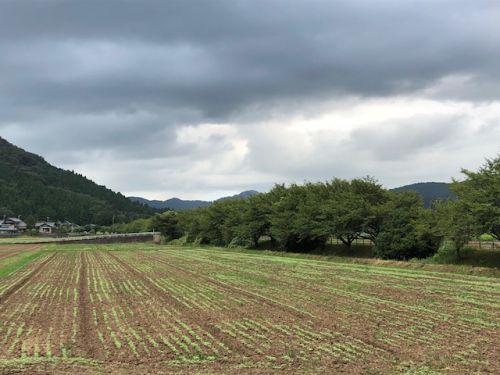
467;240;500;250
62;234;155;245
3;232;159;245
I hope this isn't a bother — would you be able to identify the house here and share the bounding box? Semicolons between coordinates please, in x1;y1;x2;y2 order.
3;217;28;232
35;220;58;235
0;223;18;236
0;216;27;236
57;220;79;232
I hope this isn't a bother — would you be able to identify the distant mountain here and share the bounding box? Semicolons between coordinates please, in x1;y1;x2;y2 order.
392;182;456;208
128;197;212;211
0;137;156;225
134;183;455;211
130;190;260;211
217;190;260;202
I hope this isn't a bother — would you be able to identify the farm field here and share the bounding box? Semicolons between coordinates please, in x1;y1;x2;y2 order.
0;244;498;374
0;244;41;260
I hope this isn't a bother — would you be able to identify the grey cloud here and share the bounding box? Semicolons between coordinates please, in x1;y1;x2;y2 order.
1;0;500;122
1;1;499;198
1;111;190;162
240;113;500;188
349;115;467;161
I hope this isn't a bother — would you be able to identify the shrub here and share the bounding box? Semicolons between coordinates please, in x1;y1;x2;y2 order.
228;237;254;249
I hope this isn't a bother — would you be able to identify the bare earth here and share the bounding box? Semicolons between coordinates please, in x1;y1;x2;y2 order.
0;244;498;374
0;245;41;261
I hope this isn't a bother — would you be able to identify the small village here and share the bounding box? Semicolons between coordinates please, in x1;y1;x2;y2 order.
0;216;79;237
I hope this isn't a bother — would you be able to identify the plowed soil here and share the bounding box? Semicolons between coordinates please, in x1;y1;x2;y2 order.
0;245;498;374
0;244;42;261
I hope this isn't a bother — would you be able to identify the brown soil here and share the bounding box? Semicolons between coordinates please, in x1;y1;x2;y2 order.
77;252;105;361
0;244;43;263
0;248;497;374
0;253;56;304
0;244;43;252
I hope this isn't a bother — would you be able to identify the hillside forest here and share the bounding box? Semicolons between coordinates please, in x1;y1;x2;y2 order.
0;137;156;225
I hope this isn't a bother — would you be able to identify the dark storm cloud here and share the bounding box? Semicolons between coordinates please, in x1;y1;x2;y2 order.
1;0;499;198
0;0;499;121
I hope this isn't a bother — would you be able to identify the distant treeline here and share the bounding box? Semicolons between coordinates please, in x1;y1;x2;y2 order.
148;156;499;260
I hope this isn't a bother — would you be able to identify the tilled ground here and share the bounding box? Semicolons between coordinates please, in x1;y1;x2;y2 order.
0;245;498;374
0;245;42;262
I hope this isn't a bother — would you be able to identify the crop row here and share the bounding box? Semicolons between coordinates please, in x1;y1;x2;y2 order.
0;253;80;359
0;247;497;374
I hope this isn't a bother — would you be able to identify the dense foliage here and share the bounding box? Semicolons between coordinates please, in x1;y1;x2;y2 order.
451;157;500;241
0;137;156;225
152;178;441;260
151;156;498;260
372;192;442;260
435;156;500;255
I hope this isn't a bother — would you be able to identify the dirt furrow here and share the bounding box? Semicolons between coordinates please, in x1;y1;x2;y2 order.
77;251;105;360
106;251;251;357
0;244;43;252
0;251;22;261
117;252;393;370
142;252;314;320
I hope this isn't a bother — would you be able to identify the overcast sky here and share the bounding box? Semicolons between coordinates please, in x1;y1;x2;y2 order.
1;0;499;200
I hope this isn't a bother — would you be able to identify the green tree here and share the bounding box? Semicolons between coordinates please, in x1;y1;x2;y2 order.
219;199;247;246
270;183;328;252
321;178;386;248
177;208;211;244
451;156;500;240
151;211;181;241
237;193;273;247
373;191;442;260
357;178;391;243
436;200;477;258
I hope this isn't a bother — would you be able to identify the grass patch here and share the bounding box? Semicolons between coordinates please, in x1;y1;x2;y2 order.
216;271;271;286
0;251;45;278
43;242;159;252
422;243;500;269
165;243;500;278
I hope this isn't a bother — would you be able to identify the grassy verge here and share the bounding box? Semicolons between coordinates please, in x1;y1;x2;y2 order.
29;241;500;278
42;242;159;252
0;251;46;278
164;242;500;278
421;242;500;268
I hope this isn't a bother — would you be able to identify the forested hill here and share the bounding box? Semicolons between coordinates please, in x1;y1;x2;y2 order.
391;182;455;207
0;137;156;225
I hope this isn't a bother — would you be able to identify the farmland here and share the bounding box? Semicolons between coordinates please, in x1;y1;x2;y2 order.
0;244;498;374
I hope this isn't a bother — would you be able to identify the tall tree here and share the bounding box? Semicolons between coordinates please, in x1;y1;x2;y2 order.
373;191;441;260
151;211;181;241
435;200;477;258
269;183;328;252
324;178;387;248
451;156;500;240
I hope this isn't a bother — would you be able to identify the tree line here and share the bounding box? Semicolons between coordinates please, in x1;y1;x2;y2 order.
140;156;500;261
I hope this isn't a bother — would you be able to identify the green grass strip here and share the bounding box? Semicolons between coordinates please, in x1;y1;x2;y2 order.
0;251;45;278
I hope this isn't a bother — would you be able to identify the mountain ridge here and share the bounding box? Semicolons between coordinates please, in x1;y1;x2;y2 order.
131;183;455;211
391;182;455;207
129;190;260;211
